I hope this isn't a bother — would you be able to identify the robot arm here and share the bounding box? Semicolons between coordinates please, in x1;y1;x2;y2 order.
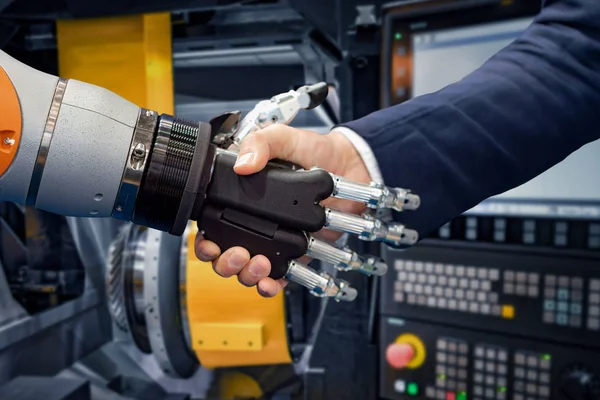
0;49;421;301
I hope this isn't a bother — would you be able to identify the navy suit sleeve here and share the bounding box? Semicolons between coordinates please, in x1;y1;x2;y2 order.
343;0;600;239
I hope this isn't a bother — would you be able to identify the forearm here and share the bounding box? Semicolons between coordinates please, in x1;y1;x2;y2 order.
342;0;600;238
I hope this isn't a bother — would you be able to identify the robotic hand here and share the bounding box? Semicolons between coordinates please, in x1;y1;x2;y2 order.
0;50;420;302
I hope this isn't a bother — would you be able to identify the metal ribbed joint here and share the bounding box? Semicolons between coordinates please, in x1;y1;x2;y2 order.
132;115;200;233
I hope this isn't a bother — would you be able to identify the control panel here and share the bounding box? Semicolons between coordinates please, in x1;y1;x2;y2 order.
381;243;600;349
380;318;600;400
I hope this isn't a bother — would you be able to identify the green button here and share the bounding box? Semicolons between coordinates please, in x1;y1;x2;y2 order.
407;383;419;396
457;392;467;400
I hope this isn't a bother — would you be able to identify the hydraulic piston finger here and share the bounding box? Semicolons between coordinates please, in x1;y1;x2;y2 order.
285;260;357;302
329;173;421;212
324;208;419;246
306;235;388;276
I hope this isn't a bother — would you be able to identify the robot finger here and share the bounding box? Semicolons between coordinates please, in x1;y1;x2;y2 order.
305;235;388;276
328;173;420;212
284;259;357;302
323;208;419;247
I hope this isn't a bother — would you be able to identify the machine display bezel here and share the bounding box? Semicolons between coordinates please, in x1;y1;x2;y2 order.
380;0;541;108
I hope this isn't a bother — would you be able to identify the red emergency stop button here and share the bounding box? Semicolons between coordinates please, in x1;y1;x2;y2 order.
386;333;426;369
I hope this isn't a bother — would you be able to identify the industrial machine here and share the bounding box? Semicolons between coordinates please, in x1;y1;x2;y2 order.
1;0;599;399
378;1;600;400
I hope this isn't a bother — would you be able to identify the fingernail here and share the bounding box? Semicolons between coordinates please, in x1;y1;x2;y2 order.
248;261;267;277
235;152;254;167
228;252;246;270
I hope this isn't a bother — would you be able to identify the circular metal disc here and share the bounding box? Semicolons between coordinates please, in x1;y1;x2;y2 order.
144;227;199;378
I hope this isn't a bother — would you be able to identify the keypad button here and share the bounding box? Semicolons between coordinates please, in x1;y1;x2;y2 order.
437;353;447;363
516;284;527;296
437;365;446;374
408;273;417;282
456;266;465;276
435;264;444;274
426;387;436;398
544;300;556;311
418;275;427;284
492;305;502;316
504;283;515;294
540;359;551;370
470;280;480;290
526;371;537;381
458;369;467;380
459;301;469;311
539;386;550;397
394;292;404;302
478;269;488;280
516;272;527;283
557;313;568;326
571;277;584;289
505;271;515;281
436;390;445;400
485;388;494;398
458;356;468;367
515;353;526;365
449;277;458;287
458;343;468;354
490;269;500;281
481;304;491;314
445;265;455;275
539;372;550;383
558;276;569;287
474;386;483;396
570;303;582;314
474;373;483;383
515;367;525;378
459;279;469;289
477;292;487;302
447;367;456;378
497;377;507;387
572;290;584;302
545;275;556;285
455;289;465;299
467;267;477;278
544;287;556;298
444;288;454;298
489;293;499;303
475;347;485;357
588;318;600;330
590;279;600;291
528;286;539;297
428;275;437;285
590;293;600;304
485;375;494;385
486;349;496;359
439;276;448;286
570;315;582;327
496;391;506;400
527;356;539;367
526;383;537;395
469;303;479;313
558;302;569;312
425;286;434;296
415;284;424;294
418;295;427;305
405;283;414;293
407;294;416;304
436;379;446;388
514;395;524;400
467;291;476;300
558;289;570;300
475;360;484;370
448;355;457;365
435;287;444;296
437;298;447;308
427;297;437;307
425;263;434;273
457;382;467;392
590;306;600;317
447;342;457;352
486;362;495;373
497;364;507;375
514;381;525;392
447;380;456;390
498;350;507;362
448;299;458;310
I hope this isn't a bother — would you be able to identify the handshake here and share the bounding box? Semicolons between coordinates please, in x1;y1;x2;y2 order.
194;83;421;301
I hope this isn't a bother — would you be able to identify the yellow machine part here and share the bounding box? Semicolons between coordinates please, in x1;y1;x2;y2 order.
186;223;293;368
217;371;263;399
56;12;174;115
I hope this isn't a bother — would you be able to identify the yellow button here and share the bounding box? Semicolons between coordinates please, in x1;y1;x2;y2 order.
394;333;426;369
502;305;515;319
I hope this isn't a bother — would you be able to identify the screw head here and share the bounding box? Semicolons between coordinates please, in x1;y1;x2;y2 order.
3;137;15;146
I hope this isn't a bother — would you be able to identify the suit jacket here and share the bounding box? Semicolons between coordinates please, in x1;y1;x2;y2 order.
343;0;600;239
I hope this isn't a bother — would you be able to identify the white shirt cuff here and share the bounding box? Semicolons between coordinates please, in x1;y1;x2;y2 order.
331;126;384;184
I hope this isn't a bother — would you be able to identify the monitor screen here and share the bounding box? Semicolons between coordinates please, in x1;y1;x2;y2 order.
382;1;600;213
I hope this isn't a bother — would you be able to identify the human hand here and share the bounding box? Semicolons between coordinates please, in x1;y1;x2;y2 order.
194;125;372;297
